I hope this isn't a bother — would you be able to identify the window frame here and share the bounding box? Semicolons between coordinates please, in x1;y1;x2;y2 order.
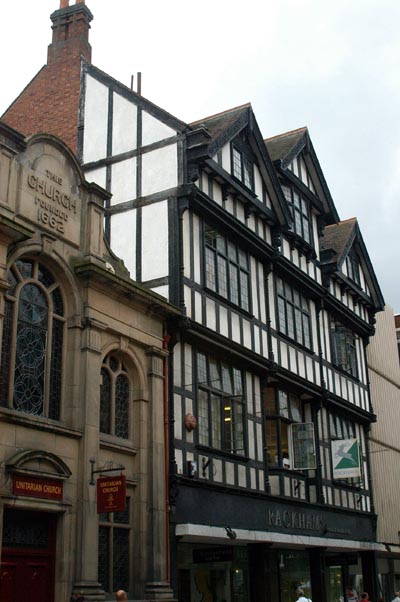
345;251;361;287
98;497;131;594
204;224;251;313
276;277;312;349
100;354;131;439
264;388;308;471
282;184;312;245
330;319;358;378
0;258;65;420
231;145;254;190
196;351;246;456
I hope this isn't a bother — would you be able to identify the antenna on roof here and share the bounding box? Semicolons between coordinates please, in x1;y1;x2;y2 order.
137;72;142;96
130;75;134;91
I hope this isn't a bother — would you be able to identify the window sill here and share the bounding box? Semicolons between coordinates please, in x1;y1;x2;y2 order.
100;434;137;455
331;364;360;383
0;407;82;438
196;444;250;463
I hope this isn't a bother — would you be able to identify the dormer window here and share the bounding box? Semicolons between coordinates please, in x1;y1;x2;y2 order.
345;251;361;287
282;185;312;245
232;147;253;190
330;319;358;378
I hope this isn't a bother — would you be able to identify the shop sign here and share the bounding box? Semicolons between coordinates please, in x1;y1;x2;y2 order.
97;475;126;513
193;547;234;563
331;439;361;479
267;508;325;532
13;475;63;500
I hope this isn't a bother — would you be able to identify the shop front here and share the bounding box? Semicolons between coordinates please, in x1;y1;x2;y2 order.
174;483;383;602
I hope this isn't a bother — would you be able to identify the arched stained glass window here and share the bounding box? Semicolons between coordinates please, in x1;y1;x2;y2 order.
100;355;130;439
0;259;65;419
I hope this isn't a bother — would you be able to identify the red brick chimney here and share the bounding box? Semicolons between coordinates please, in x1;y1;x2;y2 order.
2;1;93;154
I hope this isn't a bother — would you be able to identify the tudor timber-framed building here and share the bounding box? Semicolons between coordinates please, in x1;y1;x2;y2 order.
1;2;388;602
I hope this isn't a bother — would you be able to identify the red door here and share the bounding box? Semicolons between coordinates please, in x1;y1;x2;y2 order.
0;509;56;602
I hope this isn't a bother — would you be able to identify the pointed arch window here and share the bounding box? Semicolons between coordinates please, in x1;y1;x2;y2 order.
0;258;65;419
100;355;130;439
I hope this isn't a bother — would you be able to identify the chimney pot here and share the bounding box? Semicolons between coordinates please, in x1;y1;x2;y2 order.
60;0;69;7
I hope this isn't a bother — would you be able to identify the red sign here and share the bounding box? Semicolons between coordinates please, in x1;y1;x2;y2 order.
97;475;126;513
13;475;63;500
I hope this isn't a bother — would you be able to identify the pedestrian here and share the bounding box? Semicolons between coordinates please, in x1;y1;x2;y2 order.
359;594;370;601
115;590;128;601
295;588;312;602
391;592;400;602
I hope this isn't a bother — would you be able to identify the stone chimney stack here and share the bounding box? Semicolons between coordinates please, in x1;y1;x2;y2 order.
2;1;93;154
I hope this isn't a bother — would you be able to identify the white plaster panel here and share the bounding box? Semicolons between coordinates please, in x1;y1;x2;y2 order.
195;292;203;325
183;211;191;278
142;144;178;197
312;214;320;259
315;266;322;285
292;247;299;267
206;298;216;331
271;333;277;361
184;343;192;391
256;424;263;461
254;375;261;416
236;201;245;224
289;346;297;374
213;459;223;483
268;273;275;327
231;312;241;344
306;356;314;383
174;394;182;440
151;285;169;300
298;353;306;379
251;258;259;319
193;214;201;284
83;74;108;163
282;238;291;259
254;326;260;355
300;254;307;273
111;158;136;205
213;182;222;206
184;285;192;318
175;449;183;474
110;211;136;279
221;144;230;171
238;464;247;488
225;195;234;215
84;166;107;189
243;319;252;350
248;214;256;233
173;342;182;387
225;462;235;485
259;264;266;323
250;468;256;490
270;475;280;496
112;92;137;155
142;110;176;147
248;424;255;461
334;373;341;394
280;342;289;370
141;200;168;281
219;306;229;338
254;165;263;201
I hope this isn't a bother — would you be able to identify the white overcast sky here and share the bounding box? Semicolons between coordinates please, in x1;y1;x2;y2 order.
2;0;400;311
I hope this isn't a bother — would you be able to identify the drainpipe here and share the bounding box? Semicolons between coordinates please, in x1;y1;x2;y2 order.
163;333;171;581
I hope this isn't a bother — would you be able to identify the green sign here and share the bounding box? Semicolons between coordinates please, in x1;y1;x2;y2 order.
331;438;361;479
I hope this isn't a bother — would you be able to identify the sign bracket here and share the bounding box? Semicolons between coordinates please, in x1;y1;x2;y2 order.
89;459;125;485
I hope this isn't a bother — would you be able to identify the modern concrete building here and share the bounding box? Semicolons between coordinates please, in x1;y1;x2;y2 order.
368;305;400;600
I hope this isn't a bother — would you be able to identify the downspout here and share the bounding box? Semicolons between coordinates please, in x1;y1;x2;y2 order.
163;333;171;582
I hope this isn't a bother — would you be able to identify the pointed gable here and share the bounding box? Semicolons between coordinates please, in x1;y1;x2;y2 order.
265;127;339;225
320;218;384;311
187;104;292;227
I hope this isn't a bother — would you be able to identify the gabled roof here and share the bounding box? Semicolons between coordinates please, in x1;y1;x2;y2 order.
265;127;340;224
320;218;385;311
188;104;292;227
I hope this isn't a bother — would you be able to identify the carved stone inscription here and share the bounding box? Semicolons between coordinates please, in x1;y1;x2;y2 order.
19;155;81;246
27;171;78;234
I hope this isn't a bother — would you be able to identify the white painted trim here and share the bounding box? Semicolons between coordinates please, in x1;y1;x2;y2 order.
175;523;392;553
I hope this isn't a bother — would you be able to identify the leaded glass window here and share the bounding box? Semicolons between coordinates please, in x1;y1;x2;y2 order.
98;498;130;594
196;351;245;454
100;355;130;439
0;259;65;418
204;225;250;312
276;277;312;349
